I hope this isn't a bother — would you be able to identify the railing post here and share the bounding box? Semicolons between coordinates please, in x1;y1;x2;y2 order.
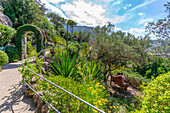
22;66;25;92
44;49;45;61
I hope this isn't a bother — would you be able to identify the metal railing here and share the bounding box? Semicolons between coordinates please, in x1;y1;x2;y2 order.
21;49;105;113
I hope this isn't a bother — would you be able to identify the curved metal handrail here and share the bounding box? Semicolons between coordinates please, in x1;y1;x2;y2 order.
21;48;105;113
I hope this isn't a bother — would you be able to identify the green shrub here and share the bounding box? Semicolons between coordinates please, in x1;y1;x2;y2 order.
0;50;8;66
26;41;37;58
5;46;19;62
27;41;34;55
36;75;109;113
68;41;81;56
135;72;170;113
0;24;16;47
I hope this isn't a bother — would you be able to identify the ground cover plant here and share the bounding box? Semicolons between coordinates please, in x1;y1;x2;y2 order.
135;72;170;113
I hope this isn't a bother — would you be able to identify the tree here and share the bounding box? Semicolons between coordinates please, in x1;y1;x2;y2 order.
91;23;153;83
37;17;56;41
2;0;45;29
146;2;170;58
46;13;66;31
91;23;133;83
146;2;170;38
67;19;77;33
77;31;91;43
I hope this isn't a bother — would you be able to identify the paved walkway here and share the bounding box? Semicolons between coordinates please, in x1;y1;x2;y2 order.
0;62;36;113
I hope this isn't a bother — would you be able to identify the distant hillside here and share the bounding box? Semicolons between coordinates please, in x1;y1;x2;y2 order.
64;25;93;33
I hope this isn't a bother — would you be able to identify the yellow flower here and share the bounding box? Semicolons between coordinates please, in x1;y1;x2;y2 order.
108;110;111;113
109;106;112;109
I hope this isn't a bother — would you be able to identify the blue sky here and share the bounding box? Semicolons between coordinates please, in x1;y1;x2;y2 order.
41;0;168;38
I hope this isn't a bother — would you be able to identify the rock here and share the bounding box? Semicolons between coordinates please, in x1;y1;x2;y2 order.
0;12;13;27
32;84;38;89
39;55;44;60
42;62;48;67
33;94;38;105
30;77;37;85
41;104;49;113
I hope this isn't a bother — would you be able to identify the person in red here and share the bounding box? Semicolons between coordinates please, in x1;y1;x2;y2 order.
116;72;129;87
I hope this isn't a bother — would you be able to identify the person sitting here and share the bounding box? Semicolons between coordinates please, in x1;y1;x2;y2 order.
116;72;129;87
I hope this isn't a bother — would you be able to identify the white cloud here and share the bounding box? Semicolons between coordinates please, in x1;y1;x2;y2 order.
144;23;148;26
41;0;67;18
124;28;157;39
126;28;146;37
128;0;157;12
124;4;131;10
48;0;65;4
61;0;130;26
115;27;121;31
138;12;144;16
138;18;154;25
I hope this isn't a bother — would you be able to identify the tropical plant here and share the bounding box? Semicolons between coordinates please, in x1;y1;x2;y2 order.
49;52;78;78
77;60;104;82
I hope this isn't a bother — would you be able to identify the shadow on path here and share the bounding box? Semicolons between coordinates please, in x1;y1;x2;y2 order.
0;83;36;113
2;63;22;70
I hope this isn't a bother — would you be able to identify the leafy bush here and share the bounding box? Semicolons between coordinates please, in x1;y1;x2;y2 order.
145;57;170;78
5;46;20;62
36;75;109;113
0;24;16;47
26;41;37;58
135;72;170;112
133;56;169;78
0;50;8;66
68;41;81;56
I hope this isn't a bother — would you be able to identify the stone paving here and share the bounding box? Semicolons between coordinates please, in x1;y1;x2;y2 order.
0;62;36;113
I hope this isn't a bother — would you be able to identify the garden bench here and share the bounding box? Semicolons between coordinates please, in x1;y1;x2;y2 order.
110;76;129;92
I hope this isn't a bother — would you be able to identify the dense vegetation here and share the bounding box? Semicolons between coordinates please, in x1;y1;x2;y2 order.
0;24;15;47
1;0;169;112
135;72;170;113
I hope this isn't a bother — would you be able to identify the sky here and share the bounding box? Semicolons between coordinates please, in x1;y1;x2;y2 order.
40;0;168;39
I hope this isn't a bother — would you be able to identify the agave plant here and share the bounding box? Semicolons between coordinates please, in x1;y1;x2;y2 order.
49;52;78;78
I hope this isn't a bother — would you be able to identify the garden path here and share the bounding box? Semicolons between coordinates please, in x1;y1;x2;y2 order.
0;62;36;113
